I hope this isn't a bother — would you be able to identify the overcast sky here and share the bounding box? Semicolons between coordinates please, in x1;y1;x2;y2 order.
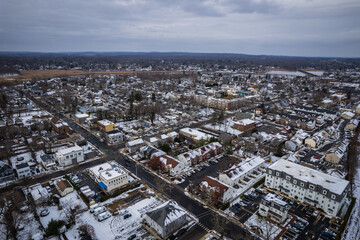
1;0;359;57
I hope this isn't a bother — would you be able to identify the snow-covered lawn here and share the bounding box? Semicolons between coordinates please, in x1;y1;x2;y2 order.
17;212;44;240
38;191;88;228
66;196;161;240
245;212;282;240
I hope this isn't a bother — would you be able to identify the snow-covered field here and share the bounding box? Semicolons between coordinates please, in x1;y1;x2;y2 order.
342;147;360;240
245;212;282;240
38;191;88;228
66;196;161;240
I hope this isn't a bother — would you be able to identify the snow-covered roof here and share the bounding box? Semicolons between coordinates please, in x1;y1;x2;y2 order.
75;113;89;118
263;193;288;206
223;156;265;181
145;200;187;228
268;159;349;195
98;119;114;126
89;162;126;180
56;145;82;156
234;118;255;126
127;138;144;147
180;127;212;141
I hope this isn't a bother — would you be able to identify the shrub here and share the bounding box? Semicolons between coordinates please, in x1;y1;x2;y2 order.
46;219;65;236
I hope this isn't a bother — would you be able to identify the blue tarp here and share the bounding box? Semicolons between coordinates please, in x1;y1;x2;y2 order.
98;182;107;189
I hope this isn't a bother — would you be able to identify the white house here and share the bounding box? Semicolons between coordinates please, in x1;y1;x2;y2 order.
88;161;129;192
200;176;236;203
159;155;185;177
105;130;124;144
126;139;145;153
145;200;187;238
15;162;31;179
55;145;84;167
265;159;349;217
219;156;265;186
259;193;290;224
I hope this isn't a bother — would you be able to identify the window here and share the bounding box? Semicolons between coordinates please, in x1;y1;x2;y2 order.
309;185;315;190
331;195;336;200
276;172;279;177
300;183;304;187
293;180;297;184
323;190;327;195
78;153;81;155
286;176;290;180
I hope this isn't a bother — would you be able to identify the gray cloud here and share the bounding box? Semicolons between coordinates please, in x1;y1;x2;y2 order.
0;0;359;57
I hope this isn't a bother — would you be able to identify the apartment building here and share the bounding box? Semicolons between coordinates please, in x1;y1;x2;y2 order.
265;159;349;217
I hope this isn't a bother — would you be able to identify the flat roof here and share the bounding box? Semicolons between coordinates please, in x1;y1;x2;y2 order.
56;145;82;156
268;159;349;195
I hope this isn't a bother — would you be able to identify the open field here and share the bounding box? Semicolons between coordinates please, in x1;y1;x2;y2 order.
0;69;194;82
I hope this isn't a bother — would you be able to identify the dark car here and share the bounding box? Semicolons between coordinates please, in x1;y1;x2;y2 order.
177;229;186;236
127;234;136;240
124;214;132;219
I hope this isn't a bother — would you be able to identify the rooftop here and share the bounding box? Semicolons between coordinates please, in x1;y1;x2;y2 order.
268;159;349;195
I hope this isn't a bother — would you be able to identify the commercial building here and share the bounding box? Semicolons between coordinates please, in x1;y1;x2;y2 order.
88;161;129;192
97;119;115;132
233;119;256;131
265;159;349;217
55;145;84;167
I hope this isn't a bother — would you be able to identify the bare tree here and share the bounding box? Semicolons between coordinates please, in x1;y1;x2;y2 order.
0;193;24;240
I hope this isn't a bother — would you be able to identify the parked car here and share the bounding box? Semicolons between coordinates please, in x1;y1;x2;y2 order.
97;211;111;221
90;203;100;213
124;213;132;219
93;206;107;216
127;234;136;240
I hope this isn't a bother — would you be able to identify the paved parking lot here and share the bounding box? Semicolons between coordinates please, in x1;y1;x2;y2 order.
178;155;233;188
228;188;332;240
75;172;106;200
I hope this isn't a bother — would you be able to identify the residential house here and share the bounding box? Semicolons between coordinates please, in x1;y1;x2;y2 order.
356;104;360;114
265;159;349;217
341;112;355;120
259;193;290;224
51;117;70;134
177;142;222;166
105;130;124;144
218;156;265;186
15;162;31;179
345;119;359;131
75;113;89;124
158;155;185;177
145;200;188;238
126;139;145;153
30;184;50;204
55;180;74;197
305;131;326;148
0;162;14;182
325;140;350;164
200;176;235;203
